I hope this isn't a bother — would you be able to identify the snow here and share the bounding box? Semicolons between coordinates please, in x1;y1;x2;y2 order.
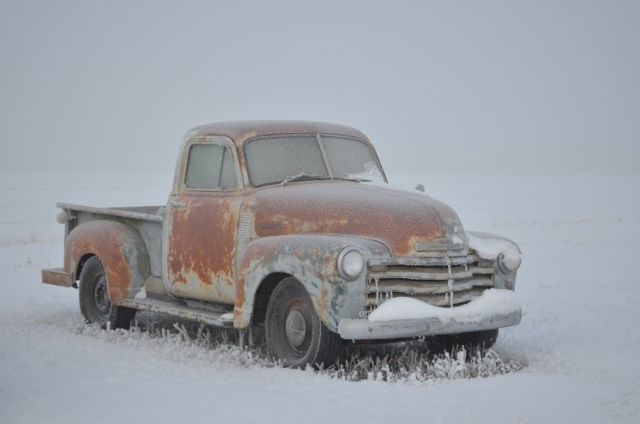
467;231;521;260
220;312;234;321
346;160;386;183
368;289;519;322
1;171;640;423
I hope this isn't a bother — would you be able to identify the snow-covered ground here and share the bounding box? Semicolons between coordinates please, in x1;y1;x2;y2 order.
1;171;639;423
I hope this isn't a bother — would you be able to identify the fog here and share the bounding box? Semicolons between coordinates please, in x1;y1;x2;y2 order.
1;0;638;177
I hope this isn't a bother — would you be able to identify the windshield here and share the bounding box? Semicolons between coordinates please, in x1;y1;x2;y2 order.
244;135;385;187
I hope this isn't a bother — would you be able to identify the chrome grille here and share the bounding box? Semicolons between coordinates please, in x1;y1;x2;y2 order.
366;253;495;311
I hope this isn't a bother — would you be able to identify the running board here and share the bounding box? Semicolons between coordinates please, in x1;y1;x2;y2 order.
118;298;234;328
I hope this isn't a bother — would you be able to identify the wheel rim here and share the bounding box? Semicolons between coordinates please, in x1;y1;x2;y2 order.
285;309;307;349
93;275;111;317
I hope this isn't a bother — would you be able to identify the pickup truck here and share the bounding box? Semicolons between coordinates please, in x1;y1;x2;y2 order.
42;121;522;367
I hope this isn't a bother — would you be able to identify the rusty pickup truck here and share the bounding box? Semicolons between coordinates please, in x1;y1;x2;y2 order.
42;121;522;367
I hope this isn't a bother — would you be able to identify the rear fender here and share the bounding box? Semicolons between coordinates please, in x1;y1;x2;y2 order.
65;220;150;303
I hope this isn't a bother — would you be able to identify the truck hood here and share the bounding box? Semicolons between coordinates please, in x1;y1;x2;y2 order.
251;181;466;257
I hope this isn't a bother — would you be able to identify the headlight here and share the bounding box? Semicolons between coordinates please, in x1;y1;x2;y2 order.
498;251;522;273
337;248;365;280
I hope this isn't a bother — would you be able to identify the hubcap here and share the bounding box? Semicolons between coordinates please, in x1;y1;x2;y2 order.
94;276;111;316
285;309;307;348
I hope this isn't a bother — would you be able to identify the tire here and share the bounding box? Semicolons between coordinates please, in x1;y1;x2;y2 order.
110;306;137;330
436;329;499;353
265;277;342;368
79;256;136;329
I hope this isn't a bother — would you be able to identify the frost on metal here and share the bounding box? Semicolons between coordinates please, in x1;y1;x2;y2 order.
467;231;522;262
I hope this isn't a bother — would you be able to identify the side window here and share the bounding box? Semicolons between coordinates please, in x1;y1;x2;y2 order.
184;143;237;190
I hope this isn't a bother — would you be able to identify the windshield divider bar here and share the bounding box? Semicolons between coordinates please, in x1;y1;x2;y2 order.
316;133;333;179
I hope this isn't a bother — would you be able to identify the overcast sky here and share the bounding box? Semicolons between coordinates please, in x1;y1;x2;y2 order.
1;0;638;177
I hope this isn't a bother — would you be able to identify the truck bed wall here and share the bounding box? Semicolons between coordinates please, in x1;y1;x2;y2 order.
66;206;164;278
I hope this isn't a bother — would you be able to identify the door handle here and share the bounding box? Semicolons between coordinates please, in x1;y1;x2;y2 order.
169;200;186;210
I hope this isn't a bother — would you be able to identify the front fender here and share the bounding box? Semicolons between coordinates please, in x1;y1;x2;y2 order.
65;220;151;303
234;235;389;332
466;230;521;290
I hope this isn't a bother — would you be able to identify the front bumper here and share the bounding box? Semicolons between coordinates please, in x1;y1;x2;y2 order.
337;290;522;341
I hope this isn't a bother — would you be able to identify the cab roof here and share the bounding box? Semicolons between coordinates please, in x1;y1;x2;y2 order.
185;120;370;146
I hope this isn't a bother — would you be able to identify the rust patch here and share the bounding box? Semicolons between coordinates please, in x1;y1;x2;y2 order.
166;191;242;304
41;268;73;287
64;220;135;303
233;235;390;330
252;182;459;257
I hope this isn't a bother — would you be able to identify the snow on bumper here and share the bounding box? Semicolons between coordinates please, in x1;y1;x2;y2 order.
338;289;522;340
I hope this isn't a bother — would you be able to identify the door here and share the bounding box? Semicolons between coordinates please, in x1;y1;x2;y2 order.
165;137;242;304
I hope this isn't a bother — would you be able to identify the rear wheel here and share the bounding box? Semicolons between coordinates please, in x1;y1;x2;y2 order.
265;277;342;368
79;256;136;329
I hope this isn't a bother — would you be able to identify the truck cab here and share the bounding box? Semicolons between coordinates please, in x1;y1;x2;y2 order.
42;121;522;367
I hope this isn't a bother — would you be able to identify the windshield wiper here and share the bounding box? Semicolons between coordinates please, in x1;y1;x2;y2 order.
281;172;330;186
335;177;372;183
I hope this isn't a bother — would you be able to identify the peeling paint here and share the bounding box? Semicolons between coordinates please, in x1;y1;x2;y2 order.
234;235;389;332
166;192;242;304
64;220;150;303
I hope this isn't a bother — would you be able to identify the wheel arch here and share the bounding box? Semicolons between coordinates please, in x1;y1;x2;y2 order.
250;272;292;327
74;253;97;283
65;220;151;303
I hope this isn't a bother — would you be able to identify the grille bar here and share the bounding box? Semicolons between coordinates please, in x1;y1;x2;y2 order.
366;288;488;308
369;268;473;281
365;254;495;311
368;254;477;267
366;277;493;296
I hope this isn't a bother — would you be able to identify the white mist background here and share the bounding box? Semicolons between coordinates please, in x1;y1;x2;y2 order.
1;0;639;177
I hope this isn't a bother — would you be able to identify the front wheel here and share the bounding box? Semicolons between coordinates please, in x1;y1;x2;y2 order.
265;277;342;368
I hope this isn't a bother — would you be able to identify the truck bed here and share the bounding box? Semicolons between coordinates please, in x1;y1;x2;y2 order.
58;203;165;278
57;203;164;223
